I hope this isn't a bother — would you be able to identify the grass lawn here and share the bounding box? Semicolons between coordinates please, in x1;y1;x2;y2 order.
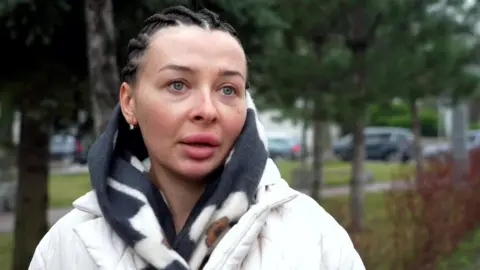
49;173;91;207
276;159;410;186
0;233;12;270
319;192;401;269
437;228;480;269
47;160;406;208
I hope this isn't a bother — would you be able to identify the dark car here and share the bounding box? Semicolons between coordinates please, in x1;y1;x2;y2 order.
267;136;301;160
333;127;413;162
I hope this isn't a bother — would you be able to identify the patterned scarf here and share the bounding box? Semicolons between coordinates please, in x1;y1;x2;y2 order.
87;93;269;269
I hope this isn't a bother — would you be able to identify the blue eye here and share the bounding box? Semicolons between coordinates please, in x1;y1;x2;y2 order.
221;86;235;96
169;81;185;91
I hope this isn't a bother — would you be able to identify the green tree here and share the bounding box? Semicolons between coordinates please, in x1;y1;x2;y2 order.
253;0;354;203
339;5;384;232
254;0;480;231
372;0;480;180
0;1;87;268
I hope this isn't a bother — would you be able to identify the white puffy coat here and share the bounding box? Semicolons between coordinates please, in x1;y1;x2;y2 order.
29;160;365;270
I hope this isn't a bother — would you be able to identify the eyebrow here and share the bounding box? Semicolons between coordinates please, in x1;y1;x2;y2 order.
158;64;245;80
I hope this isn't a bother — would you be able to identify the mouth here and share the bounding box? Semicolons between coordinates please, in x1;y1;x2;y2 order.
181;133;221;147
180;133;221;160
182;142;217;147
180;142;218;160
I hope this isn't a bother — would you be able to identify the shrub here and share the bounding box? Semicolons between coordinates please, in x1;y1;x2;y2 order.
470;122;480;130
384;148;480;269
370;102;439;137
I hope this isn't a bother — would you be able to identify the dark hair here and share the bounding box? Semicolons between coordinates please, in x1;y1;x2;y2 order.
121;6;241;85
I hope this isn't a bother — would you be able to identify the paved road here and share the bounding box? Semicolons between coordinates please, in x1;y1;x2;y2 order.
0;207;72;233
299;180;410;198
0;180;410;233
51;165;88;175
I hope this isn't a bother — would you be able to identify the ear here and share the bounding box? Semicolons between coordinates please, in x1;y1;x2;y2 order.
119;82;137;126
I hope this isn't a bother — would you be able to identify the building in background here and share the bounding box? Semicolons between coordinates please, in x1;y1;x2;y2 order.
257;109;340;151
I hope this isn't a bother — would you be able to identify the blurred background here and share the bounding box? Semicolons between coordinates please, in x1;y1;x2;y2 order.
1;0;480;269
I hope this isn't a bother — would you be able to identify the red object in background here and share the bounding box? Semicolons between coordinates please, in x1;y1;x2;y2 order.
75;139;84;152
291;144;301;152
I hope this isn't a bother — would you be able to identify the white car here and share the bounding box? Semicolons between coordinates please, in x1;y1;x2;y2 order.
422;130;480;158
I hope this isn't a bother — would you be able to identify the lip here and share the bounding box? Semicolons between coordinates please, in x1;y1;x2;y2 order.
180;132;220;161
181;132;220;146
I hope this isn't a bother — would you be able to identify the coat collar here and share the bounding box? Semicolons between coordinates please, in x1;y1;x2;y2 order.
72;159;298;269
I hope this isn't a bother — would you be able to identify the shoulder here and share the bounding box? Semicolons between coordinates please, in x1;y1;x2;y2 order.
44;192;102;244
262;190;365;269
46;207;98;238
29;208;98;269
264;190;347;244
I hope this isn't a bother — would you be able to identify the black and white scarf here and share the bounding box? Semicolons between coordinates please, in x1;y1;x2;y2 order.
87;93;269;269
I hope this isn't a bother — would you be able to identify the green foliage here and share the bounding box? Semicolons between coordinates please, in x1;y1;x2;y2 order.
370;102;439;136
470;122;480;130
251;0;480;127
437;227;480;270
0;0;283;125
0;0;85;86
1;0;479;128
252;0;358;121
371;0;480;101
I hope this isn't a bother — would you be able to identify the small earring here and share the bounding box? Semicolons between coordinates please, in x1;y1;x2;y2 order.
129;124;135;130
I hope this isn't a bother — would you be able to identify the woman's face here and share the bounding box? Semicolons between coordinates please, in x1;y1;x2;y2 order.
120;26;247;181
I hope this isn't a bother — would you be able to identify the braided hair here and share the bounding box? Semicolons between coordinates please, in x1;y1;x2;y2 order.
121;5;244;87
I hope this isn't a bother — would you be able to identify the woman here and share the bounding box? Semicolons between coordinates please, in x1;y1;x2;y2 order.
30;6;365;270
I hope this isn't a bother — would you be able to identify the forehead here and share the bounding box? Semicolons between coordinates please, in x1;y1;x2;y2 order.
145;26;247;74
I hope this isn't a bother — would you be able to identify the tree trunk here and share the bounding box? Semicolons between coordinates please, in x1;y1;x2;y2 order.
311;116;324;203
300;118;309;166
0;93;16;184
469;98;480;123
12;106;50;270
451;101;469;185
85;0;120;136
349;117;366;232
322;122;332;155
346;6;372;233
0;92;15;148
410;99;424;183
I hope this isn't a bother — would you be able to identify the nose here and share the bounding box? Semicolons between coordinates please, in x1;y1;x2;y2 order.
190;92;218;124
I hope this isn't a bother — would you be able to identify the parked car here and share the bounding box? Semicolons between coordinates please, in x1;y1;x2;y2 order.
423;129;480;159
267;135;302;160
50;134;76;163
50;134;91;165
423;143;450;158
0;180;16;212
468;129;480;147
333;127;413;162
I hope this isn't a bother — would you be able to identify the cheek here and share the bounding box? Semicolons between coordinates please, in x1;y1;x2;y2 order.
135;96;180;141
221;104;247;141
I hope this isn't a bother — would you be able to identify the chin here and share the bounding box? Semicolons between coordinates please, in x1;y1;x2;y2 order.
178;160;219;181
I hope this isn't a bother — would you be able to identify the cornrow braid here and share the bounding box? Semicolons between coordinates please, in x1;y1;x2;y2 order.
121;5;245;88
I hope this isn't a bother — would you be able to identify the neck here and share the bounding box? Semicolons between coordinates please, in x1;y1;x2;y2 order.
149;165;206;233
